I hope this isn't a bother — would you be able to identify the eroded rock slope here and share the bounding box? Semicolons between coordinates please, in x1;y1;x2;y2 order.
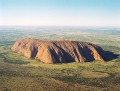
12;38;106;64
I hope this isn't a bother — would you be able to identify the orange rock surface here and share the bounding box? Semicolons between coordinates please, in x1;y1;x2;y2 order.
12;38;105;64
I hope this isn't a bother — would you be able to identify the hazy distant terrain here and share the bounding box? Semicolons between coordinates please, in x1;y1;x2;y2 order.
0;26;120;91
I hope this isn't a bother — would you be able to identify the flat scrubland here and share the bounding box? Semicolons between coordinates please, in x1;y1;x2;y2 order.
0;27;120;91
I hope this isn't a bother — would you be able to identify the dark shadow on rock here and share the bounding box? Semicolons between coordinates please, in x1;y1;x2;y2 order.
82;46;95;62
52;42;75;63
31;47;38;58
104;51;119;62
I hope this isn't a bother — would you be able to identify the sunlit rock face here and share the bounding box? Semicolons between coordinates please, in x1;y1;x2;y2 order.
12;38;106;64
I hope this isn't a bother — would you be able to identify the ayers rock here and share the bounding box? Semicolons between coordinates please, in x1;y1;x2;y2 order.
11;38;106;64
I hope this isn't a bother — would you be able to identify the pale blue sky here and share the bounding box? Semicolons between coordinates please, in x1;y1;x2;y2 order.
0;0;120;26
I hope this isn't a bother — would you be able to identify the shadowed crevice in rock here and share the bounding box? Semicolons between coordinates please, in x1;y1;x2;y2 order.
11;38;118;64
52;42;75;63
82;46;95;62
31;47;38;58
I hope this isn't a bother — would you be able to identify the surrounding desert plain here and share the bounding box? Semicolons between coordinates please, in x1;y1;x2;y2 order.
0;26;120;91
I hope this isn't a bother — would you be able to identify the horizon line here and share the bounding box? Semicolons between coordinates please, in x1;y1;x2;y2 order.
0;25;120;28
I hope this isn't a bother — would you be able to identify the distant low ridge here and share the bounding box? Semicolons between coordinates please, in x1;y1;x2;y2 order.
12;38;106;64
